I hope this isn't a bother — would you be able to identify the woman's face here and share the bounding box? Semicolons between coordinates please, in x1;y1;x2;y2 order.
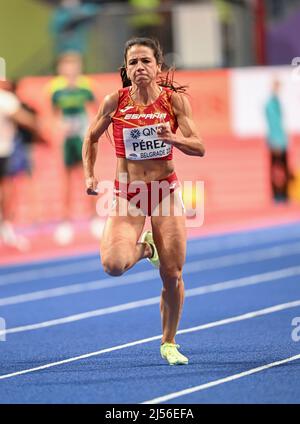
126;45;161;86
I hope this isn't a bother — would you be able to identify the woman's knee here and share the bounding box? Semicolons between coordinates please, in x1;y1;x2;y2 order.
100;246;129;276
101;256;127;277
160;266;183;286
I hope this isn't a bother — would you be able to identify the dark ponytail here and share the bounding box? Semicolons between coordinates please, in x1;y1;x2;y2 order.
120;37;187;93
158;67;188;94
120;65;132;88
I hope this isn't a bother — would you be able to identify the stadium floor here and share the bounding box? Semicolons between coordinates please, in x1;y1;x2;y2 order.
0;220;300;403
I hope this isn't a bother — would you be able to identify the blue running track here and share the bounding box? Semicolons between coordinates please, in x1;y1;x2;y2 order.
0;222;300;404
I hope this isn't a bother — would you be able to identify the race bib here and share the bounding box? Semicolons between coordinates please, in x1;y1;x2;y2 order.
123;123;172;160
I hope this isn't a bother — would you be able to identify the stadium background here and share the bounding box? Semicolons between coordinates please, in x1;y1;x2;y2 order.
1;0;300;262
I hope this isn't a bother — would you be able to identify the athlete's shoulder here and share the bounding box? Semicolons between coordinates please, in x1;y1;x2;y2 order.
118;87;130;94
160;85;174;99
170;91;191;114
160;86;184;108
102;91;119;115
116;87;130;102
161;85;174;93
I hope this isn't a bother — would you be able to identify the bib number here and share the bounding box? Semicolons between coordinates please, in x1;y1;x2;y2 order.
123;123;171;160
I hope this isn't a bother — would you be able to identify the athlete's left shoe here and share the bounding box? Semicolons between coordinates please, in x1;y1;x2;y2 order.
160;342;189;365
141;230;160;268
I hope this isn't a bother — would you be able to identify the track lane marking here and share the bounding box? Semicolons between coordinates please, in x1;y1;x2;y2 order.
1;266;300;335
142;353;300;404
1;227;300;286
0;299;299;381
1;243;300;305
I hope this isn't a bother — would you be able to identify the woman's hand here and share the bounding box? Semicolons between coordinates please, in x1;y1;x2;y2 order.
163;93;205;157
156;123;177;144
85;176;98;195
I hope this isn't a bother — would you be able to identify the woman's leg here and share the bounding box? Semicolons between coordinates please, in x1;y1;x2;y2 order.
151;190;186;344
100;197;151;276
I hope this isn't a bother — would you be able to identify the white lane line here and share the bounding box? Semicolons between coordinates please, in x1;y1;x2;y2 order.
1;296;160;335
142;353;300;404
0;299;299;381
1;226;300;286
1;267;300;336
0;251;97;273
0;269;158;306
190;226;300;253
0;259;100;287
2;242;300;306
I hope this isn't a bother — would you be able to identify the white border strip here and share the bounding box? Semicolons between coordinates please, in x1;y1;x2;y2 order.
0;299;299;381
142;353;300;404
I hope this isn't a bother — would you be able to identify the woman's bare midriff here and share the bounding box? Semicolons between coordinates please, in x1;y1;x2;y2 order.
115;157;175;183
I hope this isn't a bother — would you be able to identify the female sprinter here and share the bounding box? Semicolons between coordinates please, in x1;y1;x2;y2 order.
82;38;205;365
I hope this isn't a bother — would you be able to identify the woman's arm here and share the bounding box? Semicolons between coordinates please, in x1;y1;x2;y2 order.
157;92;205;157
82;92;118;191
12;107;48;145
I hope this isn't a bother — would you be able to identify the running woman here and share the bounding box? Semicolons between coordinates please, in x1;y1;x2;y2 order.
82;38;205;365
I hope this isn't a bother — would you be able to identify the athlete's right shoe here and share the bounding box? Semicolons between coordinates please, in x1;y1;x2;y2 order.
160;342;189;365
141;230;160;268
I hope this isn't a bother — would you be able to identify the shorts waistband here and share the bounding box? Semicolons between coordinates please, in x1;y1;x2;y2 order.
114;172;178;191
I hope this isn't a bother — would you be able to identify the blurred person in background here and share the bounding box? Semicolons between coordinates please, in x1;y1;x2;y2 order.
128;0;165;45
50;0;99;58
265;78;291;203
128;0;173;61
0;80;44;250
213;0;234;67
50;52;100;244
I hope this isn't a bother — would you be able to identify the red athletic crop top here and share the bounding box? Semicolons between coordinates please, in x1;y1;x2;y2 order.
111;86;178;161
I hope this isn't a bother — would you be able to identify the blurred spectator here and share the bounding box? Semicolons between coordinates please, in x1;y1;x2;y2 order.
265;78;291;203
267;0;285;19
0;81;44;250
49;52;100;245
128;0;164;40
213;0;234;67
50;0;99;57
